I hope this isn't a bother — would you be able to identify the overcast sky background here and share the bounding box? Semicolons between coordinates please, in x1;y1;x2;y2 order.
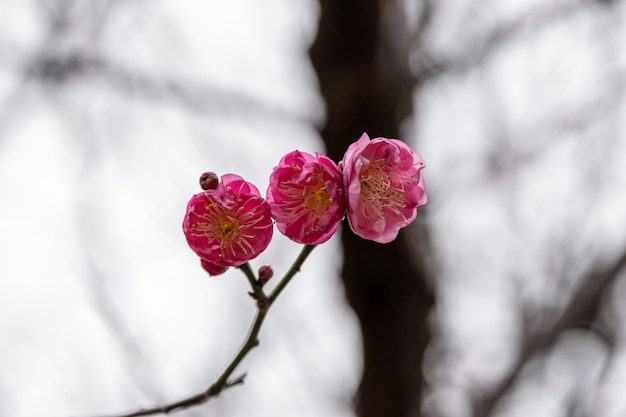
1;1;626;417
0;1;361;416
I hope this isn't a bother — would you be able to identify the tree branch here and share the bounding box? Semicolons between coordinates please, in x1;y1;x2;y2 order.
310;1;435;415
422;0;598;83
269;244;316;303
473;248;626;417
91;245;316;417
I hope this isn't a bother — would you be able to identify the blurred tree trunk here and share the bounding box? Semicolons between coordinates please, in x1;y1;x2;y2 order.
310;1;434;417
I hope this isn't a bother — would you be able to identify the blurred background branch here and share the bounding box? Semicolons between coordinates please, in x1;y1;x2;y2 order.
1;1;626;417
474;248;626;417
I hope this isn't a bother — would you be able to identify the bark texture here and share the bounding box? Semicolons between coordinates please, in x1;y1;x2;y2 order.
310;1;434;416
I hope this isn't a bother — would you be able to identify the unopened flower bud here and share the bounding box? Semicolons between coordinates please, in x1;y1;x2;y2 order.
199;172;219;190
258;265;274;284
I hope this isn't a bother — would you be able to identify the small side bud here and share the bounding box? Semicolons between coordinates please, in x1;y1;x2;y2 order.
258;265;273;285
199;172;219;190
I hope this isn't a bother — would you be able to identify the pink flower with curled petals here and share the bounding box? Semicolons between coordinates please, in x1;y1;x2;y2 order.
183;174;273;267
342;133;427;244
267;150;344;245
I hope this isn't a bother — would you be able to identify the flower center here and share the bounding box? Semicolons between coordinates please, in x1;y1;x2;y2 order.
276;173;333;219
190;197;269;258
359;160;413;220
215;216;239;242
304;185;331;213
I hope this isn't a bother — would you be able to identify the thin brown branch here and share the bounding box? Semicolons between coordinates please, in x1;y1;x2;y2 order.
473;248;626;417
97;377;245;417
90;245;316;417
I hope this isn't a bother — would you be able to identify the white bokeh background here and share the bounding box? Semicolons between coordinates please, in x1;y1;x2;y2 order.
0;1;360;416
2;1;626;417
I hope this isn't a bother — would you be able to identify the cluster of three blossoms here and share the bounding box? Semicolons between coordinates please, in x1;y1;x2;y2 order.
183;133;427;276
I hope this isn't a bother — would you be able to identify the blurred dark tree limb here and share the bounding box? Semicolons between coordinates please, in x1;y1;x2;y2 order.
1;0;297;125
420;0;619;83
310;1;434;416
473;248;626;417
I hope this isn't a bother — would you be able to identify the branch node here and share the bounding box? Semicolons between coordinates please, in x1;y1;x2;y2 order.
256;298;271;312
206;383;221;397
227;373;247;387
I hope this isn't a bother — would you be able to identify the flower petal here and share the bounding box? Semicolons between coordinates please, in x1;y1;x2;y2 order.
267;150;344;245
342;134;427;243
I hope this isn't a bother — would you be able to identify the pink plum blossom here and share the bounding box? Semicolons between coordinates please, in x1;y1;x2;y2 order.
183;174;273;267
342;133;427;243
267;150;344;245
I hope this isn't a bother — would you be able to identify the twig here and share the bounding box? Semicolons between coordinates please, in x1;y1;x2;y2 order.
97;378;245;417
269;244;316;303
239;262;269;304
92;244;316;417
473;248;626;417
